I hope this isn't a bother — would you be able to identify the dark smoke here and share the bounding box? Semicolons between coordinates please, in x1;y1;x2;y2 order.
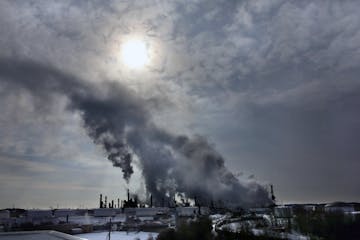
0;58;272;207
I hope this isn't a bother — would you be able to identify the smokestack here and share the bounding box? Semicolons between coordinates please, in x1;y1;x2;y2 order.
118;198;120;209
100;194;103;208
127;189;130;202
105;196;107;208
270;184;276;202
111;200;114;208
150;195;153;208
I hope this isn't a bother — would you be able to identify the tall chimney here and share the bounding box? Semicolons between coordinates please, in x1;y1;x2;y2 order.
270;184;276;202
105;196;107;208
127;189;130;202
100;194;103;208
150;195;153;208
111;200;114;208
118;198;120;209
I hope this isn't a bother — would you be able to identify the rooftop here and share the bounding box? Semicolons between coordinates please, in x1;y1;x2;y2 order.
0;231;85;240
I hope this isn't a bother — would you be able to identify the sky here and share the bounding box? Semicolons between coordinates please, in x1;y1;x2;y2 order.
0;0;360;209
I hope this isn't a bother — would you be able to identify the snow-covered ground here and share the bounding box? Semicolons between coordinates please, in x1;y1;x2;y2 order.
77;231;158;240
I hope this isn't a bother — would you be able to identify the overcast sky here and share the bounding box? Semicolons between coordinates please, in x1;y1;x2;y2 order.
1;0;360;208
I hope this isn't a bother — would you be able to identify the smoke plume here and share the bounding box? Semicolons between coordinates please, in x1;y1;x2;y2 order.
0;58;272;207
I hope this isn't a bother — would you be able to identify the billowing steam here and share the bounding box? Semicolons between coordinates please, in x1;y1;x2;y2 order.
0;59;272;207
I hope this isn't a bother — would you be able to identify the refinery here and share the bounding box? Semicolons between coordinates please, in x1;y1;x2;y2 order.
1;187;359;240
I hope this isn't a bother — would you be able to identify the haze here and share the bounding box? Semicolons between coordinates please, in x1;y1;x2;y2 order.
0;0;359;209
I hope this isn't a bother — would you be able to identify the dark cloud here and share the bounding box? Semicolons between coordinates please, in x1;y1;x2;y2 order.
168;0;360;202
1;0;360;206
0;58;271;207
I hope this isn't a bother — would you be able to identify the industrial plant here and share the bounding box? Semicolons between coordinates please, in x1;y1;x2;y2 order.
1;186;359;240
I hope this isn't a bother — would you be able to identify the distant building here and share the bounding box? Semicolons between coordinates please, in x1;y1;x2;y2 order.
176;207;198;217
274;206;293;218
0;210;10;220
53;209;75;218
26;210;53;224
0;210;10;226
135;207;168;217
303;205;317;212
26;210;53;219
249;208;272;215
93;208;116;217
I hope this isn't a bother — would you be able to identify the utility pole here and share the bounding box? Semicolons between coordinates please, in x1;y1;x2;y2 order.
107;218;112;240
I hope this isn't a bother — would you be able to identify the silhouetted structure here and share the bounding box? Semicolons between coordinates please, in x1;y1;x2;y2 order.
123;189;138;208
99;194;104;208
271;185;276;202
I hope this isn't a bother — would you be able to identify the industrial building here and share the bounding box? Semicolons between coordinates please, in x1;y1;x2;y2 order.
0;190;206;235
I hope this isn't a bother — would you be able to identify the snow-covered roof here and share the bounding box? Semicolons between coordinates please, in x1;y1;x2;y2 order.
0;231;85;240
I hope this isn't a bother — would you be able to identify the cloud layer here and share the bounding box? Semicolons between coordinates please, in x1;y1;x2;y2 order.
1;0;360;206
0;59;271;207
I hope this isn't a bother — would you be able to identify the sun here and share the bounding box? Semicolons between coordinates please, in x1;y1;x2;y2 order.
121;39;148;69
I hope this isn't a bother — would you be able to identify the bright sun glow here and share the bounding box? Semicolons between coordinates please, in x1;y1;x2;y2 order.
121;39;148;69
